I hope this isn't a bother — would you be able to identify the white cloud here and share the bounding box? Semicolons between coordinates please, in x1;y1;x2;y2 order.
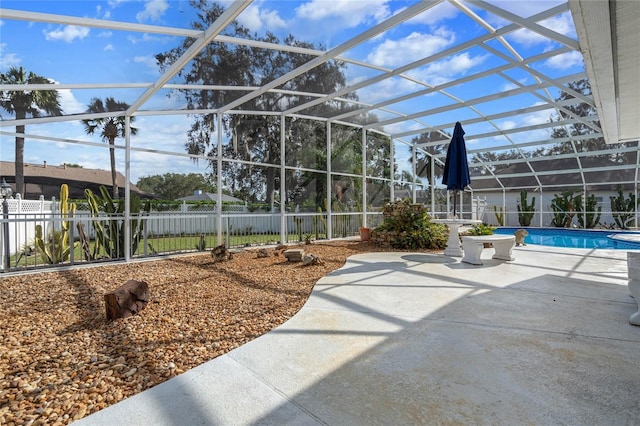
354;75;419;104
261;8;288;29
367;29;455;67
134;55;159;73
544;50;583;70
20;79;87;116
104;44;114;52
96;5;111;20
296;0;391;28
57;89;86;114
491;1;566;17
98;31;113;38
136;0;169;23
500;120;517;130
539;12;576;38
482;104;554;146
118;115;205;181
127;33;167;44
407;1;459;25
43;25;90;43
521;104;555;127
107;0;130;7
0;43;21;69
505;12;576;48
419;52;487;85
355;49;487;108
237;5;263;31
235;3;291;33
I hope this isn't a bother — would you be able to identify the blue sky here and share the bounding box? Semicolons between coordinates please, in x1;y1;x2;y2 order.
0;0;582;186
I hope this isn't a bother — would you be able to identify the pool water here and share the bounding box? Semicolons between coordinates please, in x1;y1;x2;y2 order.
493;227;640;250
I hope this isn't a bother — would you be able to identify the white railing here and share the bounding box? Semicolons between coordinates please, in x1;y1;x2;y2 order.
3;195;638;272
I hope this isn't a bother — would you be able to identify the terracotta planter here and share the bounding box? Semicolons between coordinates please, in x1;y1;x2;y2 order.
359;227;371;242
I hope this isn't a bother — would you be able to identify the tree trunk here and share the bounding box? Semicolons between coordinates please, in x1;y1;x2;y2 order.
15;111;26;197
109;137;118;199
266;167;275;205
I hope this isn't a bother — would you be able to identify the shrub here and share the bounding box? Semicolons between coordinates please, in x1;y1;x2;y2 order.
372;200;448;250
469;223;496;236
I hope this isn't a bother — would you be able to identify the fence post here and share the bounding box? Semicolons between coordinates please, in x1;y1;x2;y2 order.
1;198;8;270
69;216;75;265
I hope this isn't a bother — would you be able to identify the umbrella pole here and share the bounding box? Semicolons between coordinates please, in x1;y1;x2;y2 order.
453;190;457;218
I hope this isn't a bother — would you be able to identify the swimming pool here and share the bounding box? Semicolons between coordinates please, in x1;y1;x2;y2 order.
493;227;640;250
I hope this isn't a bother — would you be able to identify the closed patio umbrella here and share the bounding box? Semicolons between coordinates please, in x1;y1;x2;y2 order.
442;121;470;217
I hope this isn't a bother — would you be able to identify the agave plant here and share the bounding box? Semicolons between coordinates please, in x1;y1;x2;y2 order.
84;186;151;259
34;184;77;264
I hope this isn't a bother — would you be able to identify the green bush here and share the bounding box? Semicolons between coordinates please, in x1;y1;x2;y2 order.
469;223;496;236
373;200;447;250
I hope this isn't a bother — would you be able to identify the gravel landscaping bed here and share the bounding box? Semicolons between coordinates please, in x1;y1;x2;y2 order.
1;240;408;425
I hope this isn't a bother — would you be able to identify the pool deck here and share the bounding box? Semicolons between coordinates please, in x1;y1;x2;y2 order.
74;244;640;425
610;233;640;243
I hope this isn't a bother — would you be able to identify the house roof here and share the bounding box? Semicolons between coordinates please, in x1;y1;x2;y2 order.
470;156;636;192
0;161;148;199
177;192;243;203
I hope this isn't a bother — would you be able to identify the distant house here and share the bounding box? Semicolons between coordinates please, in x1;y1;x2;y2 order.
177;190;243;203
0;161;150;200
468;157;636;227
470;156;636;193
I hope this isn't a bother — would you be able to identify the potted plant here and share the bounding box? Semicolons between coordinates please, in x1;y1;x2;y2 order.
469;223;496;247
359;226;371;242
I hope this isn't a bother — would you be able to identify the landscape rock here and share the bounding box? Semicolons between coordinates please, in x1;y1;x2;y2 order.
104;280;149;320
284;249;304;262
302;254;324;266
211;245;233;262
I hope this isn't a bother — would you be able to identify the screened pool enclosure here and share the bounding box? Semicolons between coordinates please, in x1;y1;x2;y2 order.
0;0;638;271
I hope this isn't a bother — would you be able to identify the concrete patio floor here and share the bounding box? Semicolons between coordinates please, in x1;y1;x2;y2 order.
74;245;640;425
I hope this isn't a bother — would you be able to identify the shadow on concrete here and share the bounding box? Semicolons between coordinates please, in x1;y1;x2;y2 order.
75;247;640;425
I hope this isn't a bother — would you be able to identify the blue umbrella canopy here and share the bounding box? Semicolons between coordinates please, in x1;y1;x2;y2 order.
442;122;470;216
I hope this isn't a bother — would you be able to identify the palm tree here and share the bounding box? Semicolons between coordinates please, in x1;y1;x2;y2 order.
82;98;137;198
0;66;63;196
412;131;448;187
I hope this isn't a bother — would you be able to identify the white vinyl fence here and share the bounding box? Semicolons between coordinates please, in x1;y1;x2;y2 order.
1;195;55;265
